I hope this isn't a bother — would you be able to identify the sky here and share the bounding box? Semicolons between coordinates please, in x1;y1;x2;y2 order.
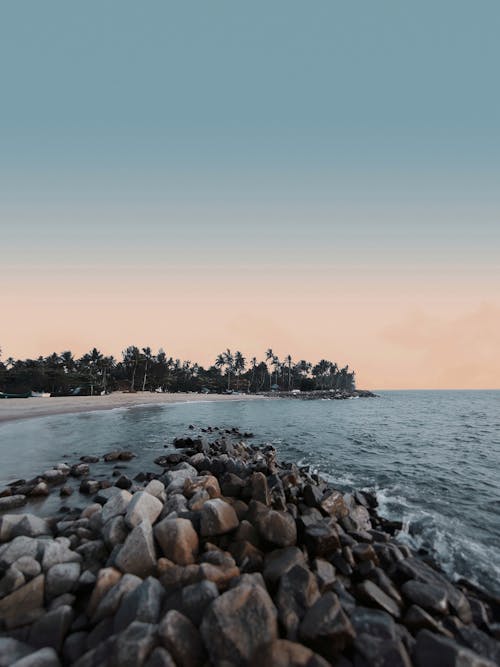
0;1;499;389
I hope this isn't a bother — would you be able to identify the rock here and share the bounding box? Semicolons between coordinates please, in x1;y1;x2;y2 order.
250;472;271;505
0;566;25;598
356;580;402;618
10;647;61;667
0;638;32;666
94;486;122;504
79;480;100;494
319;490;349;518
115;520;157;578
62;632;88;664
255;508;297;547
43;470;67;485
354;635;412;667
93;573;142;622
114;576;165;631
0;575;45;628
404;604;452;636
59;485;73;497
30;482;50;497
254;639;331;667
350;606;396;639
0;539;39;577
180;580;219;626
303;484;324;508
263;547;307;585
184;475;221;499
276;564;321;640
114;621;157;667
413;629;496;667
102;515;128;549
70;463;89;478
456;625;500;665
29;604;74;652
125;492;163;529
144;647;177;667
46;562;81;599
352;543;378;564
115;474;133;490
42;541;81;570
154;517;199;565
86;567;122;617
201;584;278;666
13;556;41;578
401;580;449;615
299;592;355;661
313;558;337;592
0;495;26;512
102;489;133;523
304;521;340;558
144;479;165;499
199;498;239;537
159;610;206;667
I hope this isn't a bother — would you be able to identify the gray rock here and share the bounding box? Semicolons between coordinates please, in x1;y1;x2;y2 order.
13;555;41;578
201;584;278;666
42;541;81;570
102;513;127;546
199;498;239;537
114;576;165;631
43;469;67;485
299;592;355;662
0;574;45;628
304;521;340;558
10;647;61;667
159;610;206;667
154;518;199;565
0;638;32;666
86;567;122;617
356;580;402;618
115;520;157;578
62;632;88;665
413;629;496;667
0;566;25;598
456;625;500;665
354;634;412;667
0;536;38;568
404;604;452;636
125;491;163;529
0;496;26;512
144;480;166;499
79;479;100;495
113;620;157;667
10;514;51;539
144;647;176;667
100;487;132;524
46;562;81;599
29;604;74;652
49;593;76;610
180;580;219;626
313;558;337;592
93;573;142;622
263;546;307;585
401;580;449;615
94;486;122;504
350;606;396;640
276;564;320;640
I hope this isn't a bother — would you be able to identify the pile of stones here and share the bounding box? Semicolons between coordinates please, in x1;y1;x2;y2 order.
0;429;499;666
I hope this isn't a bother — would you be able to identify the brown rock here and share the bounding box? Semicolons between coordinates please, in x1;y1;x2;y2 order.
199;499;239;537
255;508;297;547
154;518;199;566
299;592;355;661
159;610;206;667
0;574;45;628
254;639;330;667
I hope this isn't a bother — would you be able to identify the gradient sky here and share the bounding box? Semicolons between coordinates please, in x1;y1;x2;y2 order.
1;2;499;389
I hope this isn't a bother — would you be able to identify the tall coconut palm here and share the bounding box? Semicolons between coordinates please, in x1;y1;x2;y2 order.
285;354;293;390
141;347;154;392
265;348;274;390
234;351;246;390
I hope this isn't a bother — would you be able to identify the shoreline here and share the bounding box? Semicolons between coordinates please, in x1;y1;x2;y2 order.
0;427;498;665
0;393;265;425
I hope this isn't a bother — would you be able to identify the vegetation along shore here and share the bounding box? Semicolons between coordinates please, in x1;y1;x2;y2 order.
0;426;498;666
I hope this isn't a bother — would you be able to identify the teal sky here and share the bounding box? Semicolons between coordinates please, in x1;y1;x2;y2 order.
0;2;499;387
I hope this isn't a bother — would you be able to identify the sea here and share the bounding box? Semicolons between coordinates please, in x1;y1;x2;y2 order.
1;390;499;595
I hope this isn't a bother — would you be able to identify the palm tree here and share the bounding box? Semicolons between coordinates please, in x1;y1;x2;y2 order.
285;354;293;390
234;351;246;390
265;348;274;390
141;347;154;391
123;346;141;392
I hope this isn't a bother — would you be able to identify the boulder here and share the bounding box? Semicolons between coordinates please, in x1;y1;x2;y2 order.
28;604;74;652
180;580;219;626
350;606;396;640
143;479;165;499
413;629;496;667
115;520;157;578
86;567;122;617
101;490;133;523
401;580;449;615
0;566;25;598
144;648;176;667
92;573;142;622
10;647;61;667
276;564;321;640
13;555;41;578
46;562;81;599
114;576;165;631
254;639;331;667
199;499;239;537
254;508;297;547
125;492;163;529
10;515;51;539
0;638;32;666
299;592;355;661
102;515;128;549
319;490;349;518
354;635;412;667
184;475;221;499
113;621;157;667
0;575;45;628
304;521;340;558
159;610;206;667
0;536;38;568
154;517;199;565
0;496;27;512
42;541;81;570
263;547;307;585
356;580;402;618
200;584;278;666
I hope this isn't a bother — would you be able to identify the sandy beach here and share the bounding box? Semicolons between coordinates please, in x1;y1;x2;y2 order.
0;392;262;424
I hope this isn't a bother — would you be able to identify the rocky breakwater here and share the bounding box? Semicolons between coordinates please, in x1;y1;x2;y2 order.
0;429;499;666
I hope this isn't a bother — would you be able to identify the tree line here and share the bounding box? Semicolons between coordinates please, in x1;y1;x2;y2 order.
0;346;356;396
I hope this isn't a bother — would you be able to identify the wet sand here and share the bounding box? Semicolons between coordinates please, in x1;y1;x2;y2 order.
0;392;263;424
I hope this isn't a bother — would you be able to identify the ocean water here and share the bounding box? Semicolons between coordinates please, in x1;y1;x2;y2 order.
0;391;499;594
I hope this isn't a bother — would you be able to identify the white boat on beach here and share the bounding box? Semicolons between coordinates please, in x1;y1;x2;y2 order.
31;391;51;398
